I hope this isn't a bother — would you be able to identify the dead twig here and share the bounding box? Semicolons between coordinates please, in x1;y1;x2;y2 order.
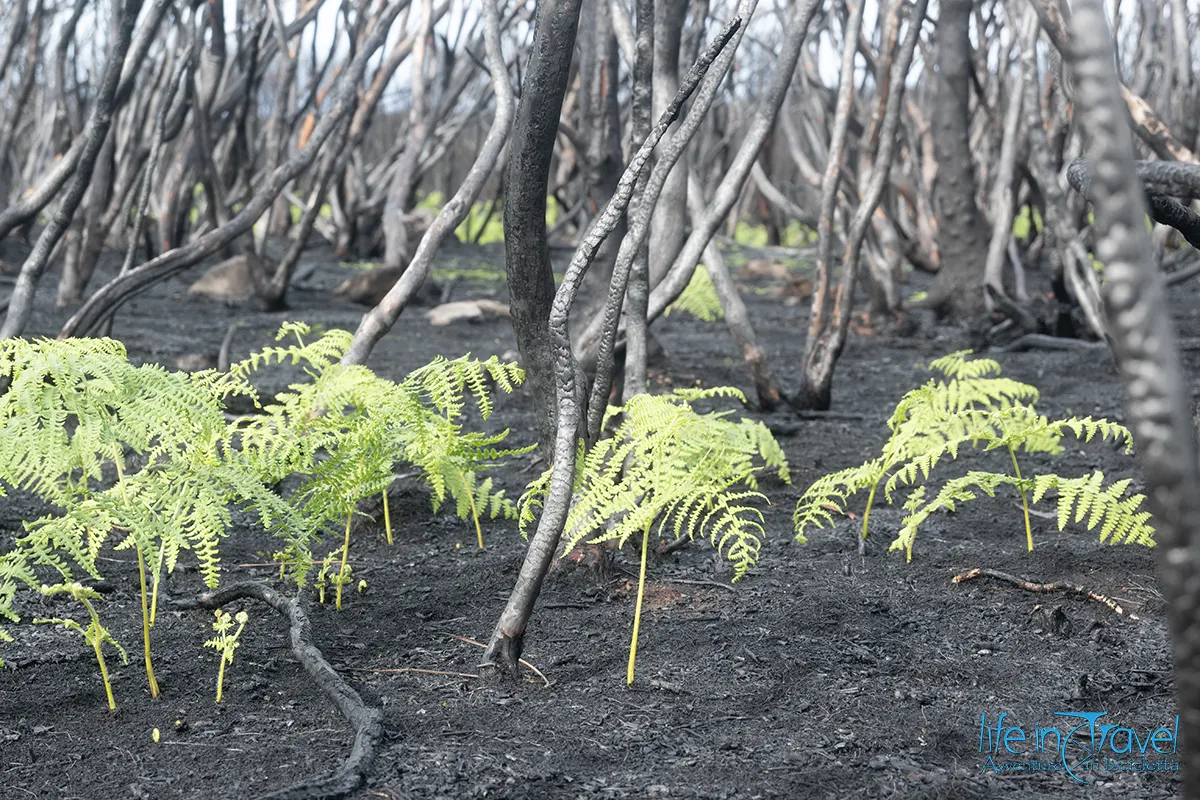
952;567;1139;619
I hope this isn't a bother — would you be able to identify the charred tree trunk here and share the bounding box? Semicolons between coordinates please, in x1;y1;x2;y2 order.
503;0;584;457
647;0;689;286
481;19;742;680
576;0;625;331
621;0;654;399
924;0;989;321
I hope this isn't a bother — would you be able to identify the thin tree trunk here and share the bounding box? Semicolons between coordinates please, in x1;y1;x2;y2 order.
982;41;1026;306
381;0;433;271
622;0;654;399
647;0;689;287
582;5;758;439
503;0;584;457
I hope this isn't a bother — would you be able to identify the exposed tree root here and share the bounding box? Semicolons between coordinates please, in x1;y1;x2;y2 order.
170;582;384;800
952;567;1139;620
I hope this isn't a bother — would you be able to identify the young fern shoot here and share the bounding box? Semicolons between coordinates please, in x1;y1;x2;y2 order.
34;584;128;711
519;387;790;685
203;609;249;703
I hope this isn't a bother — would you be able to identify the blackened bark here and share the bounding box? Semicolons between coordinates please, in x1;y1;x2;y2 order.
648;0;689;286
622;0;654;399
576;0;625;329
504;0;584;457
925;0;989;320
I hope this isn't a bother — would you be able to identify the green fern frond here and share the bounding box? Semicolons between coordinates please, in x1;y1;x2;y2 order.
0;327;532;647
527;388;787;581
890;471;1025;561
793;459;884;540
665;264;723;321
1031;472;1154;546
795;349;1154;558
927;350;1003;380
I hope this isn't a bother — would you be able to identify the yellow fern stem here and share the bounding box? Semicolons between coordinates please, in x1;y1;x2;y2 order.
94;635;117;711
148;541;165;627
82;596;116;712
862;480;880;540
460;468;485;549
215;655;227;703
137;548;160;699
382;489;393;545
1007;446;1033;551
336;511;353;611
627;520;653;686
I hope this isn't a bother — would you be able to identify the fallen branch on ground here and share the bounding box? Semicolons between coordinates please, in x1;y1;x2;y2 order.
951;567;1138;619
169;582;383;800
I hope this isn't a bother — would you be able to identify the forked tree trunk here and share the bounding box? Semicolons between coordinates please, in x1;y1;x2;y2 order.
482;20;743;679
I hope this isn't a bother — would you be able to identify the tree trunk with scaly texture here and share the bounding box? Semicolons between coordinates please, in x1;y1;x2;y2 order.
1066;1;1200;795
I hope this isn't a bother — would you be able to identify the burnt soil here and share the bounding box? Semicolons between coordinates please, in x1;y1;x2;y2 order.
0;240;1191;799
